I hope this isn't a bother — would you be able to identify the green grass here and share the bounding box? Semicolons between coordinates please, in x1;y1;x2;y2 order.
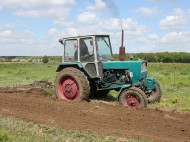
148;63;190;111
0;62;189;111
0;62;59;87
0;115;147;142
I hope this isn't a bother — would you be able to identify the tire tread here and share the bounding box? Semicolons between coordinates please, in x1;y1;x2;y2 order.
119;87;148;107
54;67;90;101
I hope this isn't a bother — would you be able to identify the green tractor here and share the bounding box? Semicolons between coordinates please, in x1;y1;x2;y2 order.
55;33;162;107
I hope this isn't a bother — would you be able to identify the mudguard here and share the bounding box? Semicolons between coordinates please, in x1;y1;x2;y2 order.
56;63;92;79
143;77;156;91
116;84;131;101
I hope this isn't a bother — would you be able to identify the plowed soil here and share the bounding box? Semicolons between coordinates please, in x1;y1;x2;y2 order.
0;88;190;142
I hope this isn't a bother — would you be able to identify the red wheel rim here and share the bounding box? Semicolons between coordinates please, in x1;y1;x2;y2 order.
125;95;140;107
58;76;79;100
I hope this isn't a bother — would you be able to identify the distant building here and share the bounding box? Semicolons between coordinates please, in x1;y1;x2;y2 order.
12;59;20;62
20;59;27;62
32;59;41;63
0;58;5;62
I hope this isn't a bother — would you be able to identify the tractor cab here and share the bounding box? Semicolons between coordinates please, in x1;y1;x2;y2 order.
59;35;113;78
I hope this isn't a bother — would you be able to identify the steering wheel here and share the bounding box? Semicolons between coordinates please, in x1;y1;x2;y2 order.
82;53;94;61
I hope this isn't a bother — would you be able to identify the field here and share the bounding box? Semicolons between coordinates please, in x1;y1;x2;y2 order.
0;62;190;141
0;62;189;111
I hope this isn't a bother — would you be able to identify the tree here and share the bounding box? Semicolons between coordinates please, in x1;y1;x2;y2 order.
5;56;12;62
42;55;49;63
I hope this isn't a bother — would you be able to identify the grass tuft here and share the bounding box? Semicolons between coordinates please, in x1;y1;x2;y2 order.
45;88;55;97
0;129;10;142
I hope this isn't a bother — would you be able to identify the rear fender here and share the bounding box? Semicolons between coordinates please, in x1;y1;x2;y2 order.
116;84;131;101
56;63;92;79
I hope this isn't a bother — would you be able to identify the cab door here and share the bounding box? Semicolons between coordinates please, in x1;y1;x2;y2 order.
79;37;97;77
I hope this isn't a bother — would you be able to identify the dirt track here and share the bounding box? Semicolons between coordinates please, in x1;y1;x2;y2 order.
0;88;190;142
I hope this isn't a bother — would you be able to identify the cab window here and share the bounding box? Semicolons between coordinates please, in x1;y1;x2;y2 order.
64;39;78;62
80;38;94;62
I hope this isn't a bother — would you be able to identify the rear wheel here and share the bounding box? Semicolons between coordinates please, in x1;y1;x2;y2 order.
119;87;148;107
148;81;162;103
55;67;90;101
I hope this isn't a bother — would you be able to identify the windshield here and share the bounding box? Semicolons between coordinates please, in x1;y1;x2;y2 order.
96;36;113;61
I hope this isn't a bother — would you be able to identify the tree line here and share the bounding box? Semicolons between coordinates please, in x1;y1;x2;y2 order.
1;52;190;63
113;52;190;63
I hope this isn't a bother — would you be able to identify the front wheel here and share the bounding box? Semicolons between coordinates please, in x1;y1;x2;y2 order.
119;87;148;107
54;67;90;101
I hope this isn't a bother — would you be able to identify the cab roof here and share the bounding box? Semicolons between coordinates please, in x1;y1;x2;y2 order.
63;35;110;40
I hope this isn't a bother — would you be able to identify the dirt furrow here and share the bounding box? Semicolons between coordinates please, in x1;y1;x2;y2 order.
0;89;190;142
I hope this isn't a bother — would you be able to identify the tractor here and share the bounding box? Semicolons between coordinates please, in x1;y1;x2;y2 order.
55;32;162;107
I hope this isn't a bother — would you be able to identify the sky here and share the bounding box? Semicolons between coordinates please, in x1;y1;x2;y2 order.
0;0;190;56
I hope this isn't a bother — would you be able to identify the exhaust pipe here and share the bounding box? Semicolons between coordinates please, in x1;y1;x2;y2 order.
119;29;125;61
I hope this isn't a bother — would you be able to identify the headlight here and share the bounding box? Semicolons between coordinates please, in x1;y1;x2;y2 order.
141;62;147;72
130;72;133;78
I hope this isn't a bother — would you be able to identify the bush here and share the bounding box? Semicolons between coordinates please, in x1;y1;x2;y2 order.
42;55;49;63
28;59;32;62
5;57;12;62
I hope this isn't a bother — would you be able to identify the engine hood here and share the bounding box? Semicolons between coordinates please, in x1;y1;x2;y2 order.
102;61;145;70
102;60;147;84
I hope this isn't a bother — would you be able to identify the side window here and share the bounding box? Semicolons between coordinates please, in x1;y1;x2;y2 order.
64;39;78;62
96;37;112;60
80;38;94;62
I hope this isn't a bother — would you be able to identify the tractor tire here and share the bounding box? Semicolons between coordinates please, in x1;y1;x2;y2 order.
119;87;148;107
54;67;90;101
148;81;162;103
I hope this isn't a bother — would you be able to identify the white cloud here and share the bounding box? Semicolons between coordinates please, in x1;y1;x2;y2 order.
0;24;16;30
0;0;75;9
127;31;190;53
87;0;107;10
160;31;190;45
77;12;100;24
123;19;150;38
45;15;151;54
148;34;159;40
0;30;39;56
0;30;39;45
135;7;162;16
0;29;63;56
1;0;76;27
45;28;60;42
53;20;74;27
14;7;71;21
187;9;190;14
146;31;190;53
159;8;189;32
15;10;40;18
